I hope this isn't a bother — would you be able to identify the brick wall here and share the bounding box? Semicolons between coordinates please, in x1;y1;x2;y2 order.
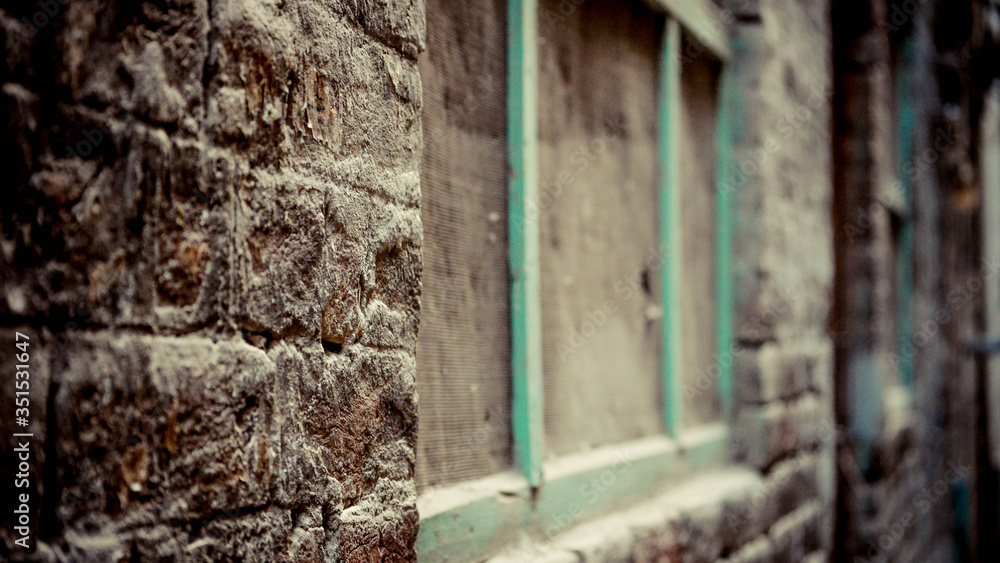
1;0;424;560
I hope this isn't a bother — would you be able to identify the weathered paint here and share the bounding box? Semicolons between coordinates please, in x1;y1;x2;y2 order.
896;33;916;389
419;7;737;562
508;0;545;488
646;0;732;61
848;353;882;473
660;17;685;438
532;435;726;533
716;63;735;422
661;16;735;431
416;488;526;562
952;478;972;563
416;431;730;561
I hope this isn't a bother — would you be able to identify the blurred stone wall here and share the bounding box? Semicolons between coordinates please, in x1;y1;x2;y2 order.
832;0;1000;561
830;0;938;559
1;0;424;560
725;0;837;558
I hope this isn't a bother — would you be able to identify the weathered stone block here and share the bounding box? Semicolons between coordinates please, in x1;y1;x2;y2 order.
733;344;782;404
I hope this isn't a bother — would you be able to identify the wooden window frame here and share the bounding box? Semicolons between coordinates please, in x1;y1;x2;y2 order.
416;1;736;559
894;32;916;391
870;30;918;451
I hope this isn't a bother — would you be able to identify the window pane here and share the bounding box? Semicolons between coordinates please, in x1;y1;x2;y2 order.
678;36;722;427
415;0;511;489
538;0;664;456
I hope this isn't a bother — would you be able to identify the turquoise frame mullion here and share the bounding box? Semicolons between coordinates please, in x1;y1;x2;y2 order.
660;18;735;435
716;64;735;422
896;33;916;390
659;17;685;439
508;0;545;488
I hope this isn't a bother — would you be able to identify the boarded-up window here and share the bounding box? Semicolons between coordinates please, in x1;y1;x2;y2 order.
538;0;665;456
678;37;722;427
415;0;511;489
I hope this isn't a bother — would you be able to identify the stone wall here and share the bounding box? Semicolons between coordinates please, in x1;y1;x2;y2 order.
1;0;424;560
828;0;998;561
726;0;837;558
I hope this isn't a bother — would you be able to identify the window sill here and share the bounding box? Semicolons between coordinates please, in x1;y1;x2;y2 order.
416;424;730;561
487;464;826;563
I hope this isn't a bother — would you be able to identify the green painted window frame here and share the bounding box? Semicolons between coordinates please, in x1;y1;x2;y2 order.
417;1;736;560
894;32;916;390
659;14;735;437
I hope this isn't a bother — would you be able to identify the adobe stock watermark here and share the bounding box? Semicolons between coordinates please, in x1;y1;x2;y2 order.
842;126;959;243
875;0;928;34
508;128;618;240
828;254;1000;374
11;332;34;550
853;460;970;563
18;0;69;36
720;84;832;198
831;253;1000;363
555;245;668;363
65;127;109;159
684;287;798;401
540;452;634;541
903;254;1000;349
724;419;841;528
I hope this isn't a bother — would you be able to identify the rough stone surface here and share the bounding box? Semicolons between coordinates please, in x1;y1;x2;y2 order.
826;0;987;560
726;0;837;558
1;0;423;560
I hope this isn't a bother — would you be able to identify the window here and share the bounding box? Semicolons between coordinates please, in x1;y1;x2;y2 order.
889;32;916;390
537;0;664;458
415;0;512;491
416;0;735;559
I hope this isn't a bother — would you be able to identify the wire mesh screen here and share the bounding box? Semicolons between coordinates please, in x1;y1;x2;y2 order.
415;0;512;489
678;35;722;427
538;0;665;456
